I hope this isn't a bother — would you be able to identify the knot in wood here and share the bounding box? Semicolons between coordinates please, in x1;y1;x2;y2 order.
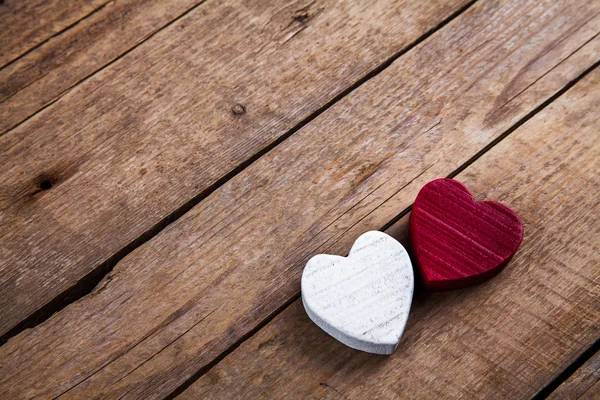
231;104;246;115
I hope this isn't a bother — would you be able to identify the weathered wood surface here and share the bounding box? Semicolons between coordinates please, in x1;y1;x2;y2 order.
178;65;600;400
579;384;600;400
0;0;210;134
0;0;471;337
0;0;109;67
549;348;600;400
0;0;599;398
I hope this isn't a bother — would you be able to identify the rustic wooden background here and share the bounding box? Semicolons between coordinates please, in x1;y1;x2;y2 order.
1;0;599;398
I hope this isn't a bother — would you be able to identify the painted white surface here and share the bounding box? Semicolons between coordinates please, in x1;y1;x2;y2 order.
301;231;414;355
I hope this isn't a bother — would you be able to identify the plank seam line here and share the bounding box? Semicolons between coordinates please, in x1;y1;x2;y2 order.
531;337;600;399
0;0;480;345
492;25;600;117
382;57;600;233
162;293;302;400
52;306;221;399
0;0;114;71
163;58;600;400
0;0;212;137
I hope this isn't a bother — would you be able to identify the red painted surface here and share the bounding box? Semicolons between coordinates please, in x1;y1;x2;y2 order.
410;178;523;291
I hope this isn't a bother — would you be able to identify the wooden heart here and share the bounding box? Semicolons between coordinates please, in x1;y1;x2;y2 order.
301;231;414;355
410;178;523;291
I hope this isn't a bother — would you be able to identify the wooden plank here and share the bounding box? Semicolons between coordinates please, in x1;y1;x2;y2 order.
1;0;599;398
0;0;109;67
0;0;472;337
0;0;210;134
549;348;600;400
177;64;600;400
579;381;600;400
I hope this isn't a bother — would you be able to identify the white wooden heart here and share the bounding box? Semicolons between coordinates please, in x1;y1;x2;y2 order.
301;231;414;355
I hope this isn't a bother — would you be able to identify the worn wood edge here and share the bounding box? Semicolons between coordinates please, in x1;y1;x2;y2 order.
0;2;596;396
0;0;110;68
542;340;600;400
174;63;600;400
0;1;112;70
0;0;477;342
0;0;215;135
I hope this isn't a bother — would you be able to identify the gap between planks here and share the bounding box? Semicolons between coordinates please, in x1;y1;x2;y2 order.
0;0;113;71
163;60;600;400
0;0;211;136
535;338;600;399
171;63;600;400
1;0;599;397
0;0;479;345
0;0;109;67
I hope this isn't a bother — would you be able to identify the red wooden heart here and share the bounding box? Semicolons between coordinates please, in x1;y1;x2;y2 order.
410;178;523;291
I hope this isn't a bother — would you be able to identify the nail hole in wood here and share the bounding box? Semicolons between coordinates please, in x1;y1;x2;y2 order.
39;180;53;190
232;104;246;115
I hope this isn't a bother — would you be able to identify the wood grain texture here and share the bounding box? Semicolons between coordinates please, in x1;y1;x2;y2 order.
302;231;413;355
0;0;109;67
549;348;600;400
411;178;523;291
0;0;471;336
1;0;599;398
178;61;600;400
0;0;209;134
580;383;600;400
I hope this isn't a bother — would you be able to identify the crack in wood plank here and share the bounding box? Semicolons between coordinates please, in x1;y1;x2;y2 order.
489;20;600;123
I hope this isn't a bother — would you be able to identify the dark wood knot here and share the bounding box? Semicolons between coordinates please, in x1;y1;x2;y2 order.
232;104;246;115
